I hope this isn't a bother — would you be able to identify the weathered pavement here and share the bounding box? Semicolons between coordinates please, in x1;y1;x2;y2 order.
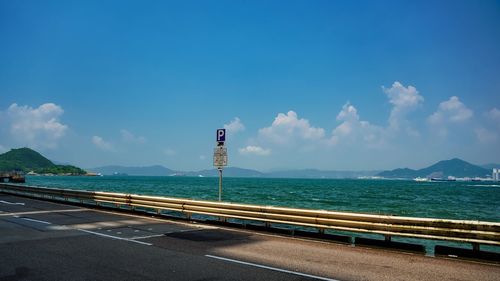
1;193;499;281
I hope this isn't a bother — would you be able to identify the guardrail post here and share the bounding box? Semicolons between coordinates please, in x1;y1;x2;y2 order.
384;235;392;243
265;222;271;228
472;243;480;252
318;228;325;235
349;236;355;245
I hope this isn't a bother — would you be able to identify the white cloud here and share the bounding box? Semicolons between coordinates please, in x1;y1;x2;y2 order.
224;117;245;135
485;108;500;123
475;128;498;143
382;81;424;130
254;106;383;150
0;145;7;153
476;108;500;143
427;96;473;138
120;129;146;144
428;96;473;124
258;111;325;144
331;103;384;146
332;103;359;138
92;136;113;151
164;148;176;156
239;145;271;156
6;103;68;148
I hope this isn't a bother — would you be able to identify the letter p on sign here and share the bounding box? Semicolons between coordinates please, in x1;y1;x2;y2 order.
216;129;226;142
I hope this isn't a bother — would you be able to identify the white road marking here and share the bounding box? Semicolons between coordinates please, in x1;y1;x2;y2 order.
131;234;165;240
0;200;25;205
77;229;152;246
205;255;340;281
11;214;153;246
0;209;86;217
20;217;52;225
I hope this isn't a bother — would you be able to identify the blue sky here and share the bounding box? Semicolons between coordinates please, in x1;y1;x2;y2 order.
0;0;499;171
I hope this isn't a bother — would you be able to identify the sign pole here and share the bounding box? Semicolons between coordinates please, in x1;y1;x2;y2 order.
218;168;222;202
214;128;227;202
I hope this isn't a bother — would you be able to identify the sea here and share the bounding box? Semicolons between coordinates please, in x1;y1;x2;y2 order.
24;175;500;253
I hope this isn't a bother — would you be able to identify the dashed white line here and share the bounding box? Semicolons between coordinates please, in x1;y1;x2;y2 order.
131;234;165;240
0;200;25;205
77;229;152;246
20;217;52;225
205;255;340;281
11;215;153;246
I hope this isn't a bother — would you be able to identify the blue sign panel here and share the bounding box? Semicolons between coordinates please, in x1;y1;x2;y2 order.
216;129;226;142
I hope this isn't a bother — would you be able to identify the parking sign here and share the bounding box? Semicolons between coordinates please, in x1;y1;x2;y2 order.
216;129;226;142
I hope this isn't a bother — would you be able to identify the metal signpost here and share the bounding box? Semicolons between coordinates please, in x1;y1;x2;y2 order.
213;129;227;201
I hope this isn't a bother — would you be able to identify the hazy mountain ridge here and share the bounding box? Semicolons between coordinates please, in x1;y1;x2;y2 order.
90;165;379;178
183;167;266;178
89;165;176;176
378;158;491;178
265;169;379;179
5;148;492;179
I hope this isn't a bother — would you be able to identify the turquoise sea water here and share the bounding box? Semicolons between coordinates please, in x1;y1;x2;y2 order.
25;176;500;222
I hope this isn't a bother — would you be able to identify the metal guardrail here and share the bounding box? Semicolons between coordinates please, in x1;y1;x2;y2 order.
1;183;499;248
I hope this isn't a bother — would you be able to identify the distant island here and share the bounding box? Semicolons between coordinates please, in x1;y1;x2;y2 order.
1;147;496;179
91;159;497;180
89;165;380;179
377;158;492;179
0;148;86;175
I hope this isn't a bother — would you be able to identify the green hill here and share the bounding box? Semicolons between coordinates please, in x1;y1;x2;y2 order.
0;148;86;175
377;158;490;178
418;158;488;178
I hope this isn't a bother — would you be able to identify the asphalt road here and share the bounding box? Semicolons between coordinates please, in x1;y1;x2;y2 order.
1;193;499;281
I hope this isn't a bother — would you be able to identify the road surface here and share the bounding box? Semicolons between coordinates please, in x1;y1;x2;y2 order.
1;193;499;281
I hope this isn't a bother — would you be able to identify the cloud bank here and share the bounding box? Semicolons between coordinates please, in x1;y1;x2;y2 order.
383;81;424;130
237;81;497;168
4;103;68;149
224;117;245;135
120;129;146;144
239;145;271;156
429;96;473;124
92;136;113;151
258;111;325;145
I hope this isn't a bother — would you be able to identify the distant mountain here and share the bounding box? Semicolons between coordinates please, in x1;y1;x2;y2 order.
377;168;418;179
266;169;379;179
90;158;493;179
0;148;86;175
378;158;490;179
184;168;378;178
90;165;380;178
90;165;176;176
184;167;266;177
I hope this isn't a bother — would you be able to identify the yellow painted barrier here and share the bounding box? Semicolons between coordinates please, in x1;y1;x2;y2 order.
1;183;499;247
